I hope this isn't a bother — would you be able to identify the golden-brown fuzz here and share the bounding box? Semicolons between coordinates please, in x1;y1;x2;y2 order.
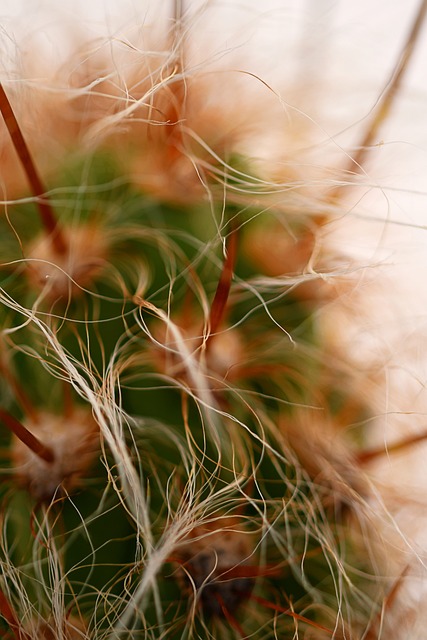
56;33;295;205
12;408;98;502
26;617;87;640
174;516;256;618
244;219;317;276
242;216;347;305
26;223;109;301
280;411;368;514
152;317;245;385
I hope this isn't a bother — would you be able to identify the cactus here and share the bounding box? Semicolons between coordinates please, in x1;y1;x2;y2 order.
1;2;426;638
